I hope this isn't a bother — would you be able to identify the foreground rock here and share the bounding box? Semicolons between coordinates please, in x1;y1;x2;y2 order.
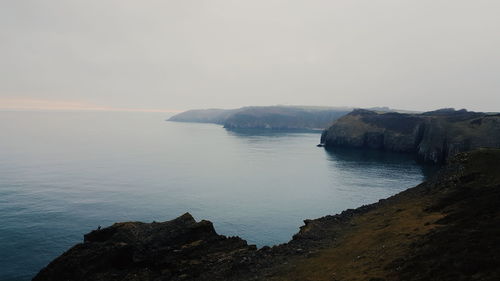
322;108;500;163
34;149;500;281
33;213;258;281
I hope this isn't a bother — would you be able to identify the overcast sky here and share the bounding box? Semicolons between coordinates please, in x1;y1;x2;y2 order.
1;0;499;112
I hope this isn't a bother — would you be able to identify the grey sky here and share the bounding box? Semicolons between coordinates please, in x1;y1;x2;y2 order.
1;0;499;112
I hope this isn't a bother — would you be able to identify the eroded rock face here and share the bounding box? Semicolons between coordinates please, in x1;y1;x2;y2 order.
322;109;500;163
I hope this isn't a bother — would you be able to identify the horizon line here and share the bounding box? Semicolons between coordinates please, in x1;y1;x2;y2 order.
0;98;183;113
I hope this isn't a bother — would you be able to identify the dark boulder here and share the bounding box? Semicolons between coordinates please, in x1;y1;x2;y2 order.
33;213;257;281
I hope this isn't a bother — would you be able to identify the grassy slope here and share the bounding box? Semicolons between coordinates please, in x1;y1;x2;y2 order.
270;149;500;281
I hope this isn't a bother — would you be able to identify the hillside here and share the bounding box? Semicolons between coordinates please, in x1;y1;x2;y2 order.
168;106;352;130
223;106;351;130
33;149;500;281
321;108;500;163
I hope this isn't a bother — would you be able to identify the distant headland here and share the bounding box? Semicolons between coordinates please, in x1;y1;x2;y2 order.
168;105;418;130
168;105;353;130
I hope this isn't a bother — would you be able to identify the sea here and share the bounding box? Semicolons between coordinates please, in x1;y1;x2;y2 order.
0;111;435;280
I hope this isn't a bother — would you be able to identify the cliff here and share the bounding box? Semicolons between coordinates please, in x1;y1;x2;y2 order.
34;149;500;281
321;108;500;163
168;106;352;130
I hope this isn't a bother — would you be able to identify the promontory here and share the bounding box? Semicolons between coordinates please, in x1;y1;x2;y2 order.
321;108;500;163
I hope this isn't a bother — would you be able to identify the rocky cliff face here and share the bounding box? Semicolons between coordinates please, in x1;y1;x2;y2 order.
34;149;500;281
322;108;500;163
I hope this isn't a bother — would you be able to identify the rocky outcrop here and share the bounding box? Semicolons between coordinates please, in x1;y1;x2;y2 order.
33;213;257;281
34;149;500;281
322;108;500;163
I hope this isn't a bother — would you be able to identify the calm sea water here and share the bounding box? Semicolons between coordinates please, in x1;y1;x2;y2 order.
0;111;434;281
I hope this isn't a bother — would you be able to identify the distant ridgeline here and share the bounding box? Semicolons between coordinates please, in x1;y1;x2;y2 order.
168;106;355;130
321;108;500;163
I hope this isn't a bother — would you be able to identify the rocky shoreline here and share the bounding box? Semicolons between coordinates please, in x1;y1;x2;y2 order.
33;149;500;281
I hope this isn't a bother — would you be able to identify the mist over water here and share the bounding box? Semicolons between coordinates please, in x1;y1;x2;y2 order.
0;111;432;281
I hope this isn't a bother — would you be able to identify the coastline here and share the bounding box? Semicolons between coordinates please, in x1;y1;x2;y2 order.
33;149;500;281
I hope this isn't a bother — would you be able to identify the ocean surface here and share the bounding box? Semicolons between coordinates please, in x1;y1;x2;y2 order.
0;111;435;281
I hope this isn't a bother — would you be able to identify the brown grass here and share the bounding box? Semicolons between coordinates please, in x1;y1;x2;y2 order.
271;196;444;281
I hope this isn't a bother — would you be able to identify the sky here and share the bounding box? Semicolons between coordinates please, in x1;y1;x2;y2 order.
1;0;499;112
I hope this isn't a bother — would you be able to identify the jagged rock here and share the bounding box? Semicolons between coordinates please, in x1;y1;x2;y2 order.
33;213;257;281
